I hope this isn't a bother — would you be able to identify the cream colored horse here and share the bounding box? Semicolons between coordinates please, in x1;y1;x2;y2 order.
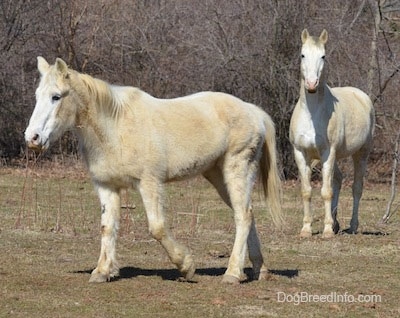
289;30;374;238
25;57;282;284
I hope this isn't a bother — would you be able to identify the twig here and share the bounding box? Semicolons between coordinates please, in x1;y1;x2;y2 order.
382;129;400;223
121;204;136;210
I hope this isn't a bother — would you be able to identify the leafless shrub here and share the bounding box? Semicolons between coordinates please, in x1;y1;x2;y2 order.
0;0;399;181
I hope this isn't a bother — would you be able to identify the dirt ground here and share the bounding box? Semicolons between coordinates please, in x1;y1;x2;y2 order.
0;165;399;317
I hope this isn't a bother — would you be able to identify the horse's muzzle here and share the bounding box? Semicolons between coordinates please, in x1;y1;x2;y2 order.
25;133;48;152
305;79;319;93
307;88;317;94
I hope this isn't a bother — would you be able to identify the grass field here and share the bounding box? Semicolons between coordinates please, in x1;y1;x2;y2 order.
0;163;399;317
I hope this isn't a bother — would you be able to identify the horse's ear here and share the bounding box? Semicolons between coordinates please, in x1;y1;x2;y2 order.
37;56;50;75
55;58;69;74
319;29;328;44
301;29;309;43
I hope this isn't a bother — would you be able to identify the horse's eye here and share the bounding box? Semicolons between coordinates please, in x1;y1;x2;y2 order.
52;94;61;102
301;54;305;59
321;55;326;60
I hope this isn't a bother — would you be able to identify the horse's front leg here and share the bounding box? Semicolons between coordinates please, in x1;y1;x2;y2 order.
293;149;313;238
89;185;121;283
138;178;195;281
321;151;336;238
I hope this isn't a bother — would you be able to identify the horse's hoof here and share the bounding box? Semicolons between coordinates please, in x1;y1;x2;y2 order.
299;231;312;238
333;221;340;234
221;274;240;284
182;261;196;281
322;230;335;239
347;228;358;234
89;271;109;283
177;254;195;281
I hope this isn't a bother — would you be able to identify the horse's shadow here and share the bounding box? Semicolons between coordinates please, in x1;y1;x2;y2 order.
312;229;390;236
74;267;299;282
360;230;389;236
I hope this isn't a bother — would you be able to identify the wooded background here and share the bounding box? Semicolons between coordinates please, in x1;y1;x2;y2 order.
1;0;399;179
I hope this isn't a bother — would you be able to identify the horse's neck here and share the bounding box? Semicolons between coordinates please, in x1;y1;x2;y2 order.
299;78;327;112
79;74;114;109
74;74;117;154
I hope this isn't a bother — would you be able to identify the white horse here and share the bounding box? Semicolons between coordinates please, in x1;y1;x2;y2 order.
289;29;375;238
25;57;282;284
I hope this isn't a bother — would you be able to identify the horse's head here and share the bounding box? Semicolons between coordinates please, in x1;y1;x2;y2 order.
25;57;79;152
300;29;328;94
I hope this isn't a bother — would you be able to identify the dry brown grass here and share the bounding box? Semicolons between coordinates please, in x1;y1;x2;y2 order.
0;164;399;317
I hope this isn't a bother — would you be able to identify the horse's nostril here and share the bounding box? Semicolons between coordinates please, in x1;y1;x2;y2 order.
32;133;39;141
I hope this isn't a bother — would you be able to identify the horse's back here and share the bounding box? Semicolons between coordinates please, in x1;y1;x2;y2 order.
152;92;269;141
128;91;270;181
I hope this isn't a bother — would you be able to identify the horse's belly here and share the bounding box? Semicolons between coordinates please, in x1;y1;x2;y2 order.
336;138;368;159
166;146;222;181
167;160;215;182
92;168;138;188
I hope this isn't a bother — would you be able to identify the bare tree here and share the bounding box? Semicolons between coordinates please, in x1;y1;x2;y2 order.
373;0;400;221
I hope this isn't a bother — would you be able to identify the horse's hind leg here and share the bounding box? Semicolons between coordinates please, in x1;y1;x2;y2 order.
349;151;368;234
247;215;268;280
204;167;267;281
331;163;342;234
138;178;195;280
219;153;260;284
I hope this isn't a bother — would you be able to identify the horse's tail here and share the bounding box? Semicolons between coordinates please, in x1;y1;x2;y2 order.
260;114;284;229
